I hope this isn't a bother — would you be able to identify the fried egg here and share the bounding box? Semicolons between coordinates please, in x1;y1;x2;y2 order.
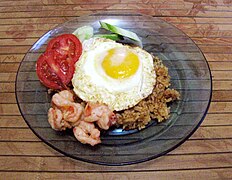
72;37;156;111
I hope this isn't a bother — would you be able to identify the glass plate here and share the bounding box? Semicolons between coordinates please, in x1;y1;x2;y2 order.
16;12;212;165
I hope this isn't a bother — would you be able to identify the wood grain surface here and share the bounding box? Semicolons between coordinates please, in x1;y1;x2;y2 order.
0;0;232;179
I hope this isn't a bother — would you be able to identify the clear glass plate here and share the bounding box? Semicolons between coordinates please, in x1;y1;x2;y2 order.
16;12;212;165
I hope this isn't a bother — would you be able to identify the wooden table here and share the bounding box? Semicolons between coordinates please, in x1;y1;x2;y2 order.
0;0;232;179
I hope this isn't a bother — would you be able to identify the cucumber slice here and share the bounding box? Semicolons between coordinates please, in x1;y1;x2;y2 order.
99;21;142;47
94;34;122;41
72;25;94;42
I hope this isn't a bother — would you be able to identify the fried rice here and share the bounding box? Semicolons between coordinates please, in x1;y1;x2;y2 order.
116;56;180;130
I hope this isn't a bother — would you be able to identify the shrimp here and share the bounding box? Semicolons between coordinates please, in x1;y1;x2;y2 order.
48;90;84;131
52;90;84;123
48;107;72;131
52;92;73;107
48;91;118;146
84;102;117;130
58;90;74;102
61;103;84;123
73;121;101;146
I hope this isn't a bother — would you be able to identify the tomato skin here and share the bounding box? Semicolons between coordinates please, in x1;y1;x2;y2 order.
46;34;82;63
36;51;75;90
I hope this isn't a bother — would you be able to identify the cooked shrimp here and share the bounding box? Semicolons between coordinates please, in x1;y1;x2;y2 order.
84;102;117;130
48;107;72;131
73;121;101;146
51;90;84;123
48;91;117;146
97;113;117;130
59;90;74;102
62;103;84;123
52;92;73;107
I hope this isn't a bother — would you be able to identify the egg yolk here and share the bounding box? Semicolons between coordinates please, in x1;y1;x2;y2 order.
101;47;140;79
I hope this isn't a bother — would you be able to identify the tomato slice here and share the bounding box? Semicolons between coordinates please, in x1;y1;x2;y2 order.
46;34;82;63
36;51;75;90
